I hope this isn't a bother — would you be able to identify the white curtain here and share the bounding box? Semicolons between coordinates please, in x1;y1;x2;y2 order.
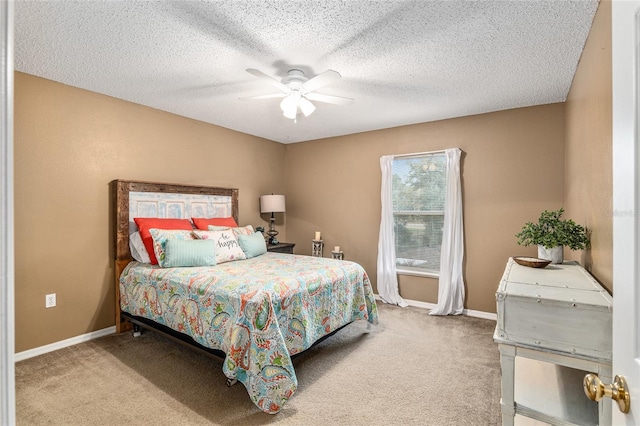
376;155;408;307
429;148;465;315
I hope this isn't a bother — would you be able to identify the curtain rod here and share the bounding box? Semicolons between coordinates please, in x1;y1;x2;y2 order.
392;149;446;159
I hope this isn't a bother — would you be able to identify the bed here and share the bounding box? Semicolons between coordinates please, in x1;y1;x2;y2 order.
113;180;378;414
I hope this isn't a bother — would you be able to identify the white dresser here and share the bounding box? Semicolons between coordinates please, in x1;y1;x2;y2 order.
494;258;613;426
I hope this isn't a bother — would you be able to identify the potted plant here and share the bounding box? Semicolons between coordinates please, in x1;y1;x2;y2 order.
515;208;590;263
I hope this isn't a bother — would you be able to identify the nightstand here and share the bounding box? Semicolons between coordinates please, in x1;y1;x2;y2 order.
266;242;295;254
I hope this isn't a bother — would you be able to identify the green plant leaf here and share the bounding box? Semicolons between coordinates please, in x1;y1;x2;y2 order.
515;208;590;250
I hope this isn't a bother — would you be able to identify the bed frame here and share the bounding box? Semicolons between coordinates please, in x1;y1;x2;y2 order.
112;180;238;335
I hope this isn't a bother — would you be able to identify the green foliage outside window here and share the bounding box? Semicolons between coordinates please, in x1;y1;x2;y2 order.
393;155;447;270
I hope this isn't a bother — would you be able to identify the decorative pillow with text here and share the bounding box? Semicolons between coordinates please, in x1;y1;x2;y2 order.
193;229;246;263
207;224;254;238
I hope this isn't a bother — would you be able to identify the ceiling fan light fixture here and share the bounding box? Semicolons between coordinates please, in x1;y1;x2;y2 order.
282;107;297;120
280;94;298;119
246;68;351;120
299;97;316;117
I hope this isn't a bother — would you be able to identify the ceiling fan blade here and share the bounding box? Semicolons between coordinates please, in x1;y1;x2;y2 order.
305;92;354;105
246;68;290;93
240;93;287;100
302;69;342;93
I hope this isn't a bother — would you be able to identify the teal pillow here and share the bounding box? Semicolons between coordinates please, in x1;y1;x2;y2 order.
163;239;217;267
237;232;267;258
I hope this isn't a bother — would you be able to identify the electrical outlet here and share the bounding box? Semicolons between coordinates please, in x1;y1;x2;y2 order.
45;293;56;308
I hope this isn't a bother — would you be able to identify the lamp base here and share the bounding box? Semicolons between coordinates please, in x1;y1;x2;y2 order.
267;216;279;245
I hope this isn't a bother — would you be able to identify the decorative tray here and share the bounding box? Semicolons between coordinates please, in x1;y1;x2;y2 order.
513;256;552;268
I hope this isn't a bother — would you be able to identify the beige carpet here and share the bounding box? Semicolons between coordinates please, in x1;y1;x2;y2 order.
16;303;501;425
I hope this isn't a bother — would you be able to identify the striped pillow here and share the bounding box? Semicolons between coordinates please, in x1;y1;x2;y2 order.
163;239;217;268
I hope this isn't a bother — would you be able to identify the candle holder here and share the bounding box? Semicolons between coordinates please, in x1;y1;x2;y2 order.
331;251;344;260
312;239;324;257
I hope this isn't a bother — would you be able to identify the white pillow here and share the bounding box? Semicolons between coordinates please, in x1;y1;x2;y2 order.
207;224;254;238
193;229;246;263
130;231;151;263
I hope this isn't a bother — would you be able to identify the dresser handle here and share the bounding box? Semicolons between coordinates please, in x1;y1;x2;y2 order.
583;374;630;414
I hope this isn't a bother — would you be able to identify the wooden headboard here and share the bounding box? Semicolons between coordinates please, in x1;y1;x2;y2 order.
112;180;239;332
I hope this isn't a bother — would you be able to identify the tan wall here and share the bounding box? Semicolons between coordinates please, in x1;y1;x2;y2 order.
564;0;612;292
13;72;286;352
284;104;565;313
14;0;612;351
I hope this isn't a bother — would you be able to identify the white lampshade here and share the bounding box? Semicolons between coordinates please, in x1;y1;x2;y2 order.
260;194;286;213
280;92;316;120
299;97;316;117
280;93;299;119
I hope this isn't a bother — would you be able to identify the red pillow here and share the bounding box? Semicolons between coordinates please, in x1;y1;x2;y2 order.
133;218;193;265
192;217;238;230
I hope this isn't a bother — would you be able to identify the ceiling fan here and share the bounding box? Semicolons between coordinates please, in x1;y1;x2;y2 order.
242;68;354;121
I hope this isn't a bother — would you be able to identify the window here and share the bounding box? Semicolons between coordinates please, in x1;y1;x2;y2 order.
392;153;446;275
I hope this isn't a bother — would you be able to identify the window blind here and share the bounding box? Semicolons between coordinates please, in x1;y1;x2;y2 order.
392;154;446;272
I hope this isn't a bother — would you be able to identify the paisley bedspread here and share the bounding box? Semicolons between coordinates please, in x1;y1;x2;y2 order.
119;252;378;414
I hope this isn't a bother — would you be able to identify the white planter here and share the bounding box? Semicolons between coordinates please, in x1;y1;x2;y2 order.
538;245;564;264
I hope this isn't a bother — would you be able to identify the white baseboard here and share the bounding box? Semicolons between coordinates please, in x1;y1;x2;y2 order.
14;326;116;362
460;308;497;321
374;294;497;321
14;294;496;362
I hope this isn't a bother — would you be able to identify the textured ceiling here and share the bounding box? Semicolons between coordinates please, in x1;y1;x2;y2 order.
14;0;598;144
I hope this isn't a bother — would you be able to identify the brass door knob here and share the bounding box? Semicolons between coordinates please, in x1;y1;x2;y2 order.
583;373;631;414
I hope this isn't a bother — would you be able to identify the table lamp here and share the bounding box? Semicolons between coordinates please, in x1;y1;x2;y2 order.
260;194;286;245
